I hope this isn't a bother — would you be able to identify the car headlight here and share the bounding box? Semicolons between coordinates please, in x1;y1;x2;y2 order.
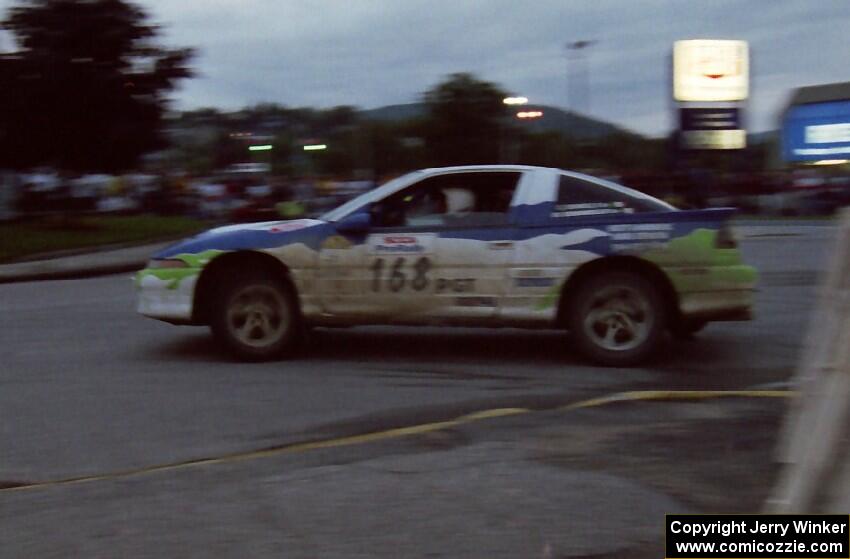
147;258;189;269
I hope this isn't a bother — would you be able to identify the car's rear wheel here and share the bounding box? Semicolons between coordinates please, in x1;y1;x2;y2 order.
568;271;667;366
210;272;300;361
672;318;707;340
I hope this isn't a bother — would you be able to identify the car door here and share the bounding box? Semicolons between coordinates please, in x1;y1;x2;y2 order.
318;170;524;323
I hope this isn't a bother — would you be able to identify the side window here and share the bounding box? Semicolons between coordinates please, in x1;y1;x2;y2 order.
373;172;520;228
555;175;668;217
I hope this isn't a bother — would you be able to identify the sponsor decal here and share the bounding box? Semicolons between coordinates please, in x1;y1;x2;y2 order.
384;236;416;244
321;235;353;250
551;201;632;218
206;220;319;236
375;244;424;253
436;278;476;293
268;219;314;233
607;223;673;252
368;233;435;254
454;296;495;307
515;277;556;288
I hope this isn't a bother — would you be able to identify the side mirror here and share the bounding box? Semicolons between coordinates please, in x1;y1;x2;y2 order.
335;211;371;234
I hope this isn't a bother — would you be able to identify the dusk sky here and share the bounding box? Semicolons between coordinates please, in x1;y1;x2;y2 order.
3;0;849;136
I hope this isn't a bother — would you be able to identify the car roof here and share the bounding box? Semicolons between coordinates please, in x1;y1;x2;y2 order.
421;164;551;174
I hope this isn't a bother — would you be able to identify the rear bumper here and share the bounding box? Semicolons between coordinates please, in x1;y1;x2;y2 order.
679;289;754;321
673;264;757;322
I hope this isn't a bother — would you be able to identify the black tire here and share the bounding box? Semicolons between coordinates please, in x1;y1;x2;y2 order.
210;272;301;361
568;271;667;367
671;318;707;340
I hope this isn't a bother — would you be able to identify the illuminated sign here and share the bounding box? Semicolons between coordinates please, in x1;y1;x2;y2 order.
673;40;749;101
680;107;741;131
783;99;850;162
679;108;745;150
805;123;850;144
681;129;746;150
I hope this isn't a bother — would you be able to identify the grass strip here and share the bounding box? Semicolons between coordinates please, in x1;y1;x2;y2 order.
0;215;210;263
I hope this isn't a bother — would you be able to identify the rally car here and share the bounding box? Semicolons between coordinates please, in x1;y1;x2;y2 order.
136;165;757;366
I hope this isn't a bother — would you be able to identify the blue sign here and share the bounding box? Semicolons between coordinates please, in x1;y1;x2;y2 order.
783;100;850;162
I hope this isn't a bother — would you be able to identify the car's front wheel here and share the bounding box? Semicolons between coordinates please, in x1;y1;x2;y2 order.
210;273;301;361
568;271;667;366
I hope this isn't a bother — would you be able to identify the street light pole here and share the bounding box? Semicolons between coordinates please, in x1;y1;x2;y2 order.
566;40;596;115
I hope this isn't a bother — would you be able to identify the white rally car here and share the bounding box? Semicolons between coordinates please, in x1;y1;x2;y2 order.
136;165;756;366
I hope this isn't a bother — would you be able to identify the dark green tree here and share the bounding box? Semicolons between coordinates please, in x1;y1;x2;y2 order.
0;0;193;173
422;73;508;166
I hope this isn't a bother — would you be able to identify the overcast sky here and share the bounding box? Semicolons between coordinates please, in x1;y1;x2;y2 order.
4;0;849;136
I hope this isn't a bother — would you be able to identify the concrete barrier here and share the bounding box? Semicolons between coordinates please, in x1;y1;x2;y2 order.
768;208;850;512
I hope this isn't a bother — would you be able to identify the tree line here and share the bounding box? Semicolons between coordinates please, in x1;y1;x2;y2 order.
1;0;765;180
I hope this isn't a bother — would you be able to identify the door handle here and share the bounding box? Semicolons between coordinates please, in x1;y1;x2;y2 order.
488;241;514;250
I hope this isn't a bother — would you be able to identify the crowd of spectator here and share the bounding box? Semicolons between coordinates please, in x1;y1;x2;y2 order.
4;165;849;224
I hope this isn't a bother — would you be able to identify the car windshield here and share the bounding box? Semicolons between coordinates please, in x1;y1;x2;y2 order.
320;171;422;222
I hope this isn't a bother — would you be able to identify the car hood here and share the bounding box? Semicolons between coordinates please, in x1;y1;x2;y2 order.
153;218;334;260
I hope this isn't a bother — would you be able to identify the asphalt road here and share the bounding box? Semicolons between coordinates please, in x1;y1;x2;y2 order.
0;224;836;557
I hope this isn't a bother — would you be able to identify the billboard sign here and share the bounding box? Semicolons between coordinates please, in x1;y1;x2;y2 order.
673;40;749;101
679;107;745;150
680;130;746;150
680;107;741;131
783;99;850;162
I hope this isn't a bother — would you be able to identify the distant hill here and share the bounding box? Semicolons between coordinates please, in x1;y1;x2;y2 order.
359;104;426;123
359;102;638;140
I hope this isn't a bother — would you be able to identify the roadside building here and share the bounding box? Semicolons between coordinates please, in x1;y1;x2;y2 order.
782;81;850;167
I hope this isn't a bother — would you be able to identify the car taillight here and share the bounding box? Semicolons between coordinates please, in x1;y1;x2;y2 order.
715;222;738;248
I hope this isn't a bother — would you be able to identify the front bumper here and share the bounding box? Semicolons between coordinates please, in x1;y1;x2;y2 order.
135;268;200;324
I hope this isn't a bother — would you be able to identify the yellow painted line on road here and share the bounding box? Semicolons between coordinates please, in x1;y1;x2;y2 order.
0;408;530;494
562;389;795;410
0;392;792;494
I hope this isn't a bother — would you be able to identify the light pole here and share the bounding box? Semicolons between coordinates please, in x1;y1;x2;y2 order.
566;40;596;115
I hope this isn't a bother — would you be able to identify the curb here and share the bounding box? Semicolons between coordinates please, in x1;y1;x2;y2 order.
0;260;147;284
0;242;169;284
3;234;190;264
